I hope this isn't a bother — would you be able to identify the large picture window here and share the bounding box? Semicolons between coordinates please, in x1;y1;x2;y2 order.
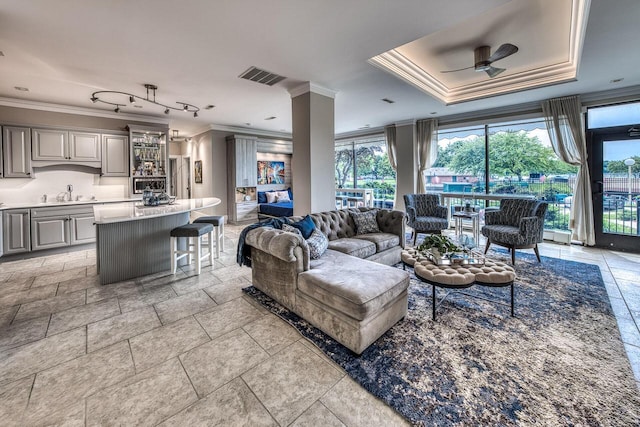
335;135;396;207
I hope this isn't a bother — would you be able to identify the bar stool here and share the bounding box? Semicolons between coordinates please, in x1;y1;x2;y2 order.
170;223;214;275
193;215;225;258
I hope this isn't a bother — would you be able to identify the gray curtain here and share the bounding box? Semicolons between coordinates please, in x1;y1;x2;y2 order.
384;124;398;207
542;95;595;245
416;119;438;193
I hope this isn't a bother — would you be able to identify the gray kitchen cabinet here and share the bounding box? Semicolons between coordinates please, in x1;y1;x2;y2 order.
3;126;32;178
101;134;129;176
69;131;101;162
32;128;68;160
70;209;96;245
32;128;100;163
31;214;69;250
3;209;31;254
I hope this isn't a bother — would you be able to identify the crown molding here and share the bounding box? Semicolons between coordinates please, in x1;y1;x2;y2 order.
289;82;337;99
369;0;590;106
0;97;170;124
199;123;292;140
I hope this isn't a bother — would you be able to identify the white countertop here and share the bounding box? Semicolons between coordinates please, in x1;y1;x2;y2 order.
0;198;138;210
93;197;221;224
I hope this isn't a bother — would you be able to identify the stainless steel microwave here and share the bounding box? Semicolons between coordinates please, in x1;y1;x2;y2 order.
132;177;166;194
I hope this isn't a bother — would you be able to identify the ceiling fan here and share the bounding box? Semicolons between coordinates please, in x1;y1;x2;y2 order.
441;43;519;78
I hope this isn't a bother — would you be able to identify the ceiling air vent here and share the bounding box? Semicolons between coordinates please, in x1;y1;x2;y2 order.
239;66;286;86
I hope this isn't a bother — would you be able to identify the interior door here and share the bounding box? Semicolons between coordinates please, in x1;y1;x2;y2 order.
589;126;640;251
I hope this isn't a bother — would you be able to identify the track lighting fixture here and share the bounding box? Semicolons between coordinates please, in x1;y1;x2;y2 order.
90;84;200;117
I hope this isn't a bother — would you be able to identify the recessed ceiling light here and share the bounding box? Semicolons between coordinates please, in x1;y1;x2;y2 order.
245;122;251;126
14;86;29;91
0;51;5;57
430;111;437;115
381;98;395;104
265;116;276;120
358;124;371;129
204;104;215;110
610;78;624;84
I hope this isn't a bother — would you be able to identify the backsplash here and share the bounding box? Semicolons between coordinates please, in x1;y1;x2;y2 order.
0;169;129;204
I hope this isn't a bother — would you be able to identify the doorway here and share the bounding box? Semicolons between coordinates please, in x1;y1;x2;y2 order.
169;155;191;199
589;127;640;251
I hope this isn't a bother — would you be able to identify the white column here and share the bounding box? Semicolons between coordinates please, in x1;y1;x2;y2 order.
393;120;417;212
290;83;336;215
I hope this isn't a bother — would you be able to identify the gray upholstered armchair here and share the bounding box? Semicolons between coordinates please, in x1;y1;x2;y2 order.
481;199;548;264
403;194;449;245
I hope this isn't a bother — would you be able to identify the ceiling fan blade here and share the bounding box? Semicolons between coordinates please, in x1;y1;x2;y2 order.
487;43;518;63
440;65;475;73
485;66;506;78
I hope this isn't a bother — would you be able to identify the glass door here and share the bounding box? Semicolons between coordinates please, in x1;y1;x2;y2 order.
590;128;640;251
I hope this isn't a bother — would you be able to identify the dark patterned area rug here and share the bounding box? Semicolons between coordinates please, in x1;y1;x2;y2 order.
243;252;640;426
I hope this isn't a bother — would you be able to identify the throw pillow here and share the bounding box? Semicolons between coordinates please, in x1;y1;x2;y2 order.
275;190;290;202
286;214;316;239
266;192;278;203
351;210;380;235
282;223;302;236
306;228;328;259
257;191;267;204
287;187;293;200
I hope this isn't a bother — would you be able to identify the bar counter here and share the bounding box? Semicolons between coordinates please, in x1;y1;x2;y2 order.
94;198;221;285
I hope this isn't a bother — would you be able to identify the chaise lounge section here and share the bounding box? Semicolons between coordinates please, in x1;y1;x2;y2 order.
244;208;410;354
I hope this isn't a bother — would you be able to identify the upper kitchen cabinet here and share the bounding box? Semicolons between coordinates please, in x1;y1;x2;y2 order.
3;126;32;178
101;134;129;177
227;135;258;187
32;128;101;165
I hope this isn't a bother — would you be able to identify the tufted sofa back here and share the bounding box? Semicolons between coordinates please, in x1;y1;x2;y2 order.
289;208;405;244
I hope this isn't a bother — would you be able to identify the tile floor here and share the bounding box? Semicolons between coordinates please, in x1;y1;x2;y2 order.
0;224;638;426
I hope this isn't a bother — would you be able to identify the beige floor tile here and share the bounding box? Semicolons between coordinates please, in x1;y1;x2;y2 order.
290;401;346;427
158;377;277;427
0;316;49;351
154;290;217;325
85;280;139;304
28;401;85;427
170;273;223;296
0;276;35;294
242;340;343;426
31;267;87;289
86;358;198;427
7;263;66;283
0;285;58;309
14;290;86;323
0;327;86;387
194;298;264;339
63;257;96;271
129;316;210;373
321;376;409;427
180;329;269;397
56;275;101;295
0;306;18;328
87;306;161;352
0;258;45;274
0;375;34;425
47;297;120;336
210;264;251;282
117;285;177;313
203;276;251;304
243;313;301;355
136;270;186;289
610;267;639;282
26;341;134;421
242;294;270;315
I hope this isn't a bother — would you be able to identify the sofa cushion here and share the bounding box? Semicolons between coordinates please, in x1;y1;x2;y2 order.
306;228;329;259
327;238;376;259
350;210;380;235
354;232;400;253
287;214;316;239
300;249;409;321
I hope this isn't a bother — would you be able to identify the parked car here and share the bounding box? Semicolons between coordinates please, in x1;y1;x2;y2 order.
603;195;626;210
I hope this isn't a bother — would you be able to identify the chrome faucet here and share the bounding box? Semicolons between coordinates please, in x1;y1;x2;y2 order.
66;184;73;202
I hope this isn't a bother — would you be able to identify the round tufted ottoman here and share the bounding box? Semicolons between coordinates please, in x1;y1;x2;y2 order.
402;250;516;320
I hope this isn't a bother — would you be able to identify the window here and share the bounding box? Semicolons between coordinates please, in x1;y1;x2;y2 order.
588;101;640;129
335;135;396;207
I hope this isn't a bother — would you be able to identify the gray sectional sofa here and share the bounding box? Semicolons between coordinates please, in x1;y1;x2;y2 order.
244;208;410;354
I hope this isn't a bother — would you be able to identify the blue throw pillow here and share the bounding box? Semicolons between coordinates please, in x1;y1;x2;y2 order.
258;191;267;204
287;214;315;239
287;187;293;200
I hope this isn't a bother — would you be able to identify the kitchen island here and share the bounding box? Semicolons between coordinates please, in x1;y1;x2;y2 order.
93;197;221;285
